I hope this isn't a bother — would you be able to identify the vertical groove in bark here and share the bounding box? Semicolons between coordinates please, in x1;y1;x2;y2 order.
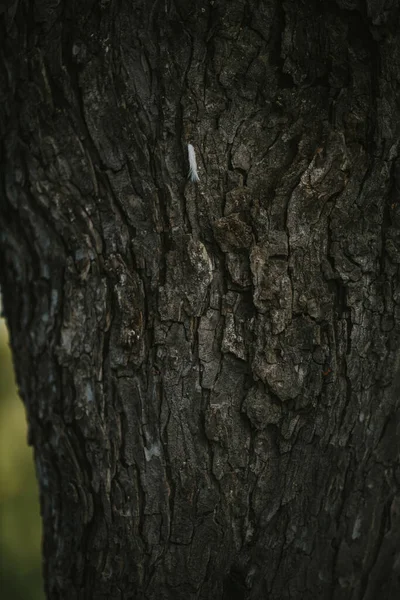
1;1;400;598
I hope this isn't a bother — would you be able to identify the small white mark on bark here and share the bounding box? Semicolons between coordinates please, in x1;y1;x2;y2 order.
144;443;161;462
188;143;200;183
85;382;94;403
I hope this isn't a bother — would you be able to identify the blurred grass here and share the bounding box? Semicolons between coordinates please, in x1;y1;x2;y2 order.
0;316;44;600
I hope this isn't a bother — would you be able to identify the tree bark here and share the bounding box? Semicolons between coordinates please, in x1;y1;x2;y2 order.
2;0;400;598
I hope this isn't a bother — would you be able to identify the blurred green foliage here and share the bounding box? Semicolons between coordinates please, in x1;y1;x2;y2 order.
0;317;44;600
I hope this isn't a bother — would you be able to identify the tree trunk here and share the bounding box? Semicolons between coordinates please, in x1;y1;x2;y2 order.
2;1;400;598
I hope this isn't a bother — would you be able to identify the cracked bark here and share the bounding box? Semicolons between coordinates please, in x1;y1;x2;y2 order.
1;1;400;598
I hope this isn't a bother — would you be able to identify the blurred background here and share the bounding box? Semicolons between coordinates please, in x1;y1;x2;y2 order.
0;312;44;599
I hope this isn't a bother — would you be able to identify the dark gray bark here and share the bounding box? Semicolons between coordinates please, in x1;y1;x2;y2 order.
2;0;400;598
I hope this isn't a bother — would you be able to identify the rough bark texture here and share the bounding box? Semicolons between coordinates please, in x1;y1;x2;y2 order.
2;0;400;598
